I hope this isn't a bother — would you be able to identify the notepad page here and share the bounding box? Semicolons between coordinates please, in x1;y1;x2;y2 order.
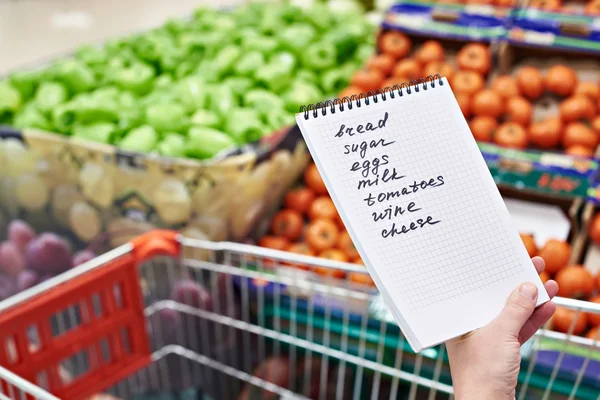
296;78;549;351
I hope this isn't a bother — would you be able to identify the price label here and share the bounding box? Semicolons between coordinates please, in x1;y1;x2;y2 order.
540;153;575;169
390;14;426;29
523;30;555;46
464;5;495;16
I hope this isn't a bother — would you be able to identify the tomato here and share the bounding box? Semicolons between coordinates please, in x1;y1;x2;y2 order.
455;93;472;118
392;59;421;80
259;235;290;251
592;116;600;136
349;272;376;287
574;81;599;101
414;40;445;64
316;249;348;279
450;71;485;96
494;122;528;149
379;31;412;59
540;271;550;283
285;243;315;270
552;306;588;335
555;265;594;299
538;239;571;275
563;122;598;150
353;257;364;265
338;86;362;99
516;66;544;100
469;116;497;142
382;76;410;89
350;69;385;92
336;231;360;260
545;65;578;97
305;219;339;252
529;117;563;149
589;214;600;245
270;210;304;241
529;0;562;11
423;61;455;81
366;54;395;76
506;96;533;126
560;96;596;122
490;75;520;99
565;145;594;157
585;0;600;15
284;187;316;215
587;327;600;340
588;295;600;327
304;163;328;195
520;233;538;257
456;43;491;75
472;89;504;118
309;196;337;220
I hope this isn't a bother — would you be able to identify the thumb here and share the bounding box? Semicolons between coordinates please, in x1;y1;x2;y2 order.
493;282;538;337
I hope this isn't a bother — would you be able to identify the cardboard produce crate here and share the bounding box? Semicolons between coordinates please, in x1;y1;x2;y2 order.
0;125;309;246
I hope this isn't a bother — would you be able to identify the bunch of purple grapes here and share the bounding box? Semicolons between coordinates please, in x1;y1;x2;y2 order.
0;220;97;300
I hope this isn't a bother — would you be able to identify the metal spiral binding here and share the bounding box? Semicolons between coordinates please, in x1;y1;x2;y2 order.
300;74;443;120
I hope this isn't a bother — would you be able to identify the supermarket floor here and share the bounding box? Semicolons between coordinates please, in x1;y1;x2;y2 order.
0;0;245;74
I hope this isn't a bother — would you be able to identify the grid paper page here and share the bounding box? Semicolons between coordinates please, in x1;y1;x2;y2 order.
297;78;549;351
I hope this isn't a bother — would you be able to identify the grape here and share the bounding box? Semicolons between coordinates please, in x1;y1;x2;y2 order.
16;270;39;291
0;274;16;300
15;174;49;211
25;233;73;274
7;220;35;251
170;279;212;310
69;201;101;242
153;177;192;225
149;308;182;344
72;249;96;267
0;241;26;277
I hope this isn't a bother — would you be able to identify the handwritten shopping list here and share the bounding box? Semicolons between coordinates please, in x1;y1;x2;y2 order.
336;111;444;239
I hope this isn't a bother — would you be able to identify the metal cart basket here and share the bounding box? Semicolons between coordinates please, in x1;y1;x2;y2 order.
0;231;598;400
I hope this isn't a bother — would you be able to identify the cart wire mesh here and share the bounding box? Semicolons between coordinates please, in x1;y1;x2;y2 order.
0;231;598;400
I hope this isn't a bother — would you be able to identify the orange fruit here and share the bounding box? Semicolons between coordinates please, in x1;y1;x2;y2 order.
455;93;472;118
588;213;600;245
555;265;594;299
545;65;578;97
469;116;497;142
517;66;544;100
538;239;571;275
259;236;290;251
540;271;550;283
336;231;359;260
592;116;600;135
587;327;600;340
565;145;594;157
574;81;599;101
350;69;385;92
338;86;362;99
494;122;528;149
349;272;376;287
587;295;600;327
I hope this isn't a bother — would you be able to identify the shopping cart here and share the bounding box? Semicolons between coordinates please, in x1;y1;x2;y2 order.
0;230;598;400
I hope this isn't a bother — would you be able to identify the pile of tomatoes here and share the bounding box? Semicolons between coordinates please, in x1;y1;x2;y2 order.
258;163;375;286
520;233;600;338
345;31;600;155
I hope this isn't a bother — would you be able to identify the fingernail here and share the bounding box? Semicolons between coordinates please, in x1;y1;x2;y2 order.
520;282;537;300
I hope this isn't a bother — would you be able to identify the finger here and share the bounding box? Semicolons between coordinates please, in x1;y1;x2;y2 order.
532;256;545;274
544;280;558;299
519;301;556;344
493;282;538;337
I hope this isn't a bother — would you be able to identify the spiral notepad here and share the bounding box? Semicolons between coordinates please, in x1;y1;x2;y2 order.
296;76;549;352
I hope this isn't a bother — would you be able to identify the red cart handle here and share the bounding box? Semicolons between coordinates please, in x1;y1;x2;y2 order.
0;230;181;400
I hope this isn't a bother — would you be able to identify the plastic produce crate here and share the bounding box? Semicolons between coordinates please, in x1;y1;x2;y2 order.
0;230;598;399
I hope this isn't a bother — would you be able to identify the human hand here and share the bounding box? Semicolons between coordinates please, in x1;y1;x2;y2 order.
446;256;558;400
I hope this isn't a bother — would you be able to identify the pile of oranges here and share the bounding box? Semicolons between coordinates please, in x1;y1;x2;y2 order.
258;163;375;287
346;31;600;155
520;233;600;338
